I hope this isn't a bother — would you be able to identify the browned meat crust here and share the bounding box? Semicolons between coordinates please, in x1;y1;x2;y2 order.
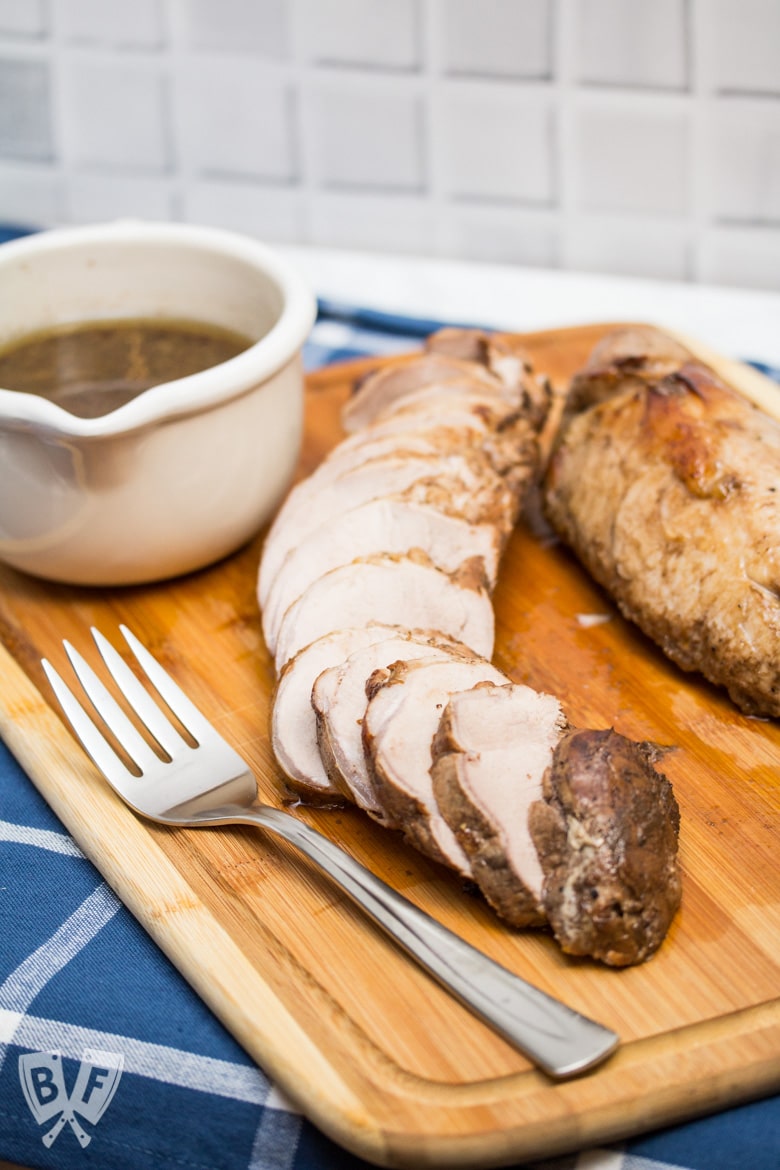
432;751;547;928
544;328;780;718
362;656;506;871
529;729;682;967
430;682;569;928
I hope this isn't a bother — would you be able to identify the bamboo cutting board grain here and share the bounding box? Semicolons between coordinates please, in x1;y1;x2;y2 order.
0;323;778;1168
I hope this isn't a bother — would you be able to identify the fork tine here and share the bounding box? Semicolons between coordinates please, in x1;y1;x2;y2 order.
62;640;161;774
91;628;187;758
41;658;139;789
118;625;215;744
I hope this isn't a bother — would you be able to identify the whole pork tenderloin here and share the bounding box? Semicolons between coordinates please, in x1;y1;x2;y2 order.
544;328;780;718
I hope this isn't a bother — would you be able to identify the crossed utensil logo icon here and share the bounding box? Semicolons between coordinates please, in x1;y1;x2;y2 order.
18;1048;124;1148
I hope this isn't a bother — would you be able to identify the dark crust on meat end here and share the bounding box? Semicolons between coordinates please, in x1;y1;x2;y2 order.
529;729;682;966
431;751;546;927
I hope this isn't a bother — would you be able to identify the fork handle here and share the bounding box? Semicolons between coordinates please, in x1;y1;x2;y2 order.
217;803;619;1079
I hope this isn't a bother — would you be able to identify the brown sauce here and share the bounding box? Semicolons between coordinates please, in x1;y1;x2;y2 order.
0;318;254;418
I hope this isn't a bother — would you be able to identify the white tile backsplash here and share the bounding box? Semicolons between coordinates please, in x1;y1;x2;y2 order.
576;0;688;90
177;61;296;181
0;0;47;39
300;0;419;70
707;0;780;95
706;99;780;223
307;83;424;191
58;0;165;48
575;102;689;215
183;179;304;239
61;60;169;171
439;0;551;80
309;191;435;251
440;204;558;267
0;162;63;223
564;215;690;281
701;225;780;290
66;172;174;222
183;0;289;58
0;0;779;291
0;56;53;160
436;85;554;203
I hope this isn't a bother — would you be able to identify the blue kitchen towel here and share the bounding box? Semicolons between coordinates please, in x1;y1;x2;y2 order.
1;303;779;1170
306;298;780;385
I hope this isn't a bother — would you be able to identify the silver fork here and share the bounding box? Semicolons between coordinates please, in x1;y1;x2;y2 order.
42;625;619;1080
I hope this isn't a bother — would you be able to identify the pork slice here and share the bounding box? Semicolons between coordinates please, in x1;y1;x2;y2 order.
372;386;549;483
332;408;493;452
258;448;510;608
314;431;450;479
313;633;471;816
313;631;470;814
270;624;405;801
399;472;519;532
431;684;568;928
362;657;508;873
385;399;546;497
258;453;463;607
261;496;505;654
528;729;682;966
342;355;507;432
367;381;519;424
371;390;528;437
317;400;521;485
309;419;513;499
426;327;534;394
425;327;500;364
273;553;495;672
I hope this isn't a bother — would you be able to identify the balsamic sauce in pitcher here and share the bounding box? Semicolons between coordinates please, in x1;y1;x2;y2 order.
0;318;253;419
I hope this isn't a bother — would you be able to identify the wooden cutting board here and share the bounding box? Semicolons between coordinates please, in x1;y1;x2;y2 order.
1;323;778;1169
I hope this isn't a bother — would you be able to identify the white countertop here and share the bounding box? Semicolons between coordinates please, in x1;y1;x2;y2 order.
279;245;780;370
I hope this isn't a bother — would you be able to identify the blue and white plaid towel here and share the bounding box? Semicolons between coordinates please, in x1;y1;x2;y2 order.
2;298;779;1170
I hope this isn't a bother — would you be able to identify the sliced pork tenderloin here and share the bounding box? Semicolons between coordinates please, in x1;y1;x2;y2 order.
362;656;508;873
311;404;539;524
313;632;473;817
262;496;506;653
528;728;682;966
425;328;552;428
257;332;683;966
259;452;476;607
273;552;495;672
258;447;514;607
313;431;458;477
360;397;545;484
426;326;513;364
370;386;519;429
330;406;494;453
368;388;547;499
431;683;569;928
319;427;484;474
270;624;406;802
324;404;528;485
309;411;514;480
395;473;518;533
342;355;512;432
